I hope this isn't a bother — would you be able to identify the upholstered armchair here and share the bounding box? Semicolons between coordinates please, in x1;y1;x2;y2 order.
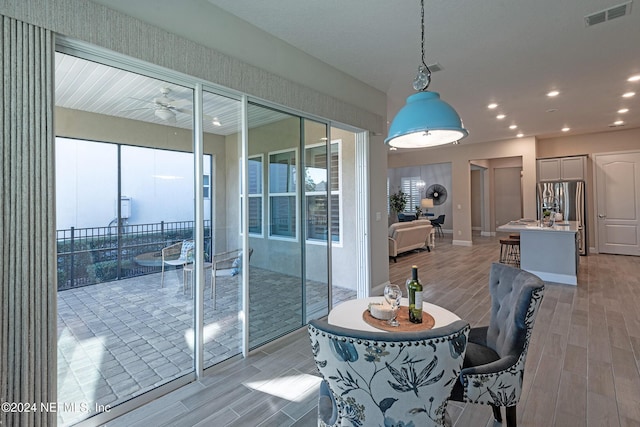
308;318;470;427
449;262;545;427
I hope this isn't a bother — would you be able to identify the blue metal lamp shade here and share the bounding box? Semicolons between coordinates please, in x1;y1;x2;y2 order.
385;91;468;148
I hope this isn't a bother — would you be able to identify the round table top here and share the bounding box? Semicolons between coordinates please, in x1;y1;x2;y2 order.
328;296;460;333
133;251;163;267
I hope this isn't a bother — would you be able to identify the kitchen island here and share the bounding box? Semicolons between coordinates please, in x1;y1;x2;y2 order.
497;220;580;285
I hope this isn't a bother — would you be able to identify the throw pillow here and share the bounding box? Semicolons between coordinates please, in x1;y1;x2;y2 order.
180;240;195;262
231;251;243;276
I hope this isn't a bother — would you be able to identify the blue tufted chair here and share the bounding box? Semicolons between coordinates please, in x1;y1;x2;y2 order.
449;262;545;427
308;318;470;427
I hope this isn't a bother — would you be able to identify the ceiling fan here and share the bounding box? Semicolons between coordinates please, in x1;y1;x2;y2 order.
123;87;191;122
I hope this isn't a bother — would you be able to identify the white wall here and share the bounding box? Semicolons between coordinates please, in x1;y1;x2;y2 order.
55;138;118;229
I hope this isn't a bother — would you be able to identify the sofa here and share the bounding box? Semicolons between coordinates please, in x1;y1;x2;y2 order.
388;219;434;262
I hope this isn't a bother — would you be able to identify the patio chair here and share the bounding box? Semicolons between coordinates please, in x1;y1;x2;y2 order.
182;261;213;296
211;248;253;307
160;240;194;288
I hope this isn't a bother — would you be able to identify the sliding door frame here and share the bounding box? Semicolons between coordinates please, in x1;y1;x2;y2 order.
55;35;367;425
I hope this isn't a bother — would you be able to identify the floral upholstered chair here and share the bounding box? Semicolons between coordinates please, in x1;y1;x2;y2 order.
449;263;545;427
308;319;469;427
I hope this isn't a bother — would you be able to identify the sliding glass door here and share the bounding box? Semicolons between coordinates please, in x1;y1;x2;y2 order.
246;103;302;348
55;52;196;425
202;89;243;368
246;103;331;348
55;47;340;425
303;120;331;321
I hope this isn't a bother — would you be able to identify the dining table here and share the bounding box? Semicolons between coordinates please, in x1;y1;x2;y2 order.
328;296;460;332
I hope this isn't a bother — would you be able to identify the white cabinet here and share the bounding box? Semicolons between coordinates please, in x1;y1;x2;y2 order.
537;159;561;181
537;156;586;181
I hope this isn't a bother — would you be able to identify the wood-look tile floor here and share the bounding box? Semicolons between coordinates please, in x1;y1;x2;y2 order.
104;234;640;427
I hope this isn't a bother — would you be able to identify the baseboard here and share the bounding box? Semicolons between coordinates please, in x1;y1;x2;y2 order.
452;239;473;247
480;231;495;237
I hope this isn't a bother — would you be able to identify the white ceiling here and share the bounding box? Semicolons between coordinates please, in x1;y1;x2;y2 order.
83;0;640;146
55;53;290;135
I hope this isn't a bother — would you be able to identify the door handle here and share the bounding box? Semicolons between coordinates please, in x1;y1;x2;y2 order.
598;214;606;218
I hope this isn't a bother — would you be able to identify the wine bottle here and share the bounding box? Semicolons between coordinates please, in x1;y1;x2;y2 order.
406;265;423;323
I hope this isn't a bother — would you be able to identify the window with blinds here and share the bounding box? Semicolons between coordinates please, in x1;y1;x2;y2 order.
401;176;422;213
269;149;298;239
247;155;263;235
305;141;341;243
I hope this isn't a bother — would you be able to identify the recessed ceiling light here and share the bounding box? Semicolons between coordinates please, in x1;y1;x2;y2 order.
517;133;524;138
622;92;635;98
628;74;640;82
618;108;629;113
546;108;558;113
496;114;506;120
614;120;624;125
547;90;560;97
561;127;570;132
509;125;517;129
487;103;498;109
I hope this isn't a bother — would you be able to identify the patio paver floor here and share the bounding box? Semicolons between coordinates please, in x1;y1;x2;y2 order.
57;266;354;426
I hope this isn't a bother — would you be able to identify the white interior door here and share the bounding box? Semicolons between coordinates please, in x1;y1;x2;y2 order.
595;152;640;255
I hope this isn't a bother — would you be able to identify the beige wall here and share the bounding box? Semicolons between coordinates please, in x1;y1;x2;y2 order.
388;127;640;251
388;137;537;245
55;107;208;152
330;128;359;289
538;127;640;250
221;116;360;288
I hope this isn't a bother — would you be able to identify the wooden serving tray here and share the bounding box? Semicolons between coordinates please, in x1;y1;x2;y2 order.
363;307;435;332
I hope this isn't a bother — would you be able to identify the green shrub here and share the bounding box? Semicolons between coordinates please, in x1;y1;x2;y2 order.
86;260;134;283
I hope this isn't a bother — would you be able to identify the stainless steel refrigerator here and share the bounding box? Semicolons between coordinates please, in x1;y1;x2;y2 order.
537;181;587;255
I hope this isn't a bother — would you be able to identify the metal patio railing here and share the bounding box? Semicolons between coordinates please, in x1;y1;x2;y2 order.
56;220;211;290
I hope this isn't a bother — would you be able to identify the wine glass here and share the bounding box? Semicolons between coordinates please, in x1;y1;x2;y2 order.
384;284;402;326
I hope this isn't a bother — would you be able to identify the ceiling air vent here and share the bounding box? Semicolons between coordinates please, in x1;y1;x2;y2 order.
427;63;443;73
585;1;633;26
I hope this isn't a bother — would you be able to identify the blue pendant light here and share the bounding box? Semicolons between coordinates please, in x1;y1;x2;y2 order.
385;0;468;148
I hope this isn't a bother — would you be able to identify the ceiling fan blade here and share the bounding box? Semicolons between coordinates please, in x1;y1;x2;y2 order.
121;107;153;112
167;98;192;108
173;107;193;115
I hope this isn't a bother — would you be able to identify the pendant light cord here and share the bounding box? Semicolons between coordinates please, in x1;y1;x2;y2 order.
417;0;431;90
420;0;427;68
